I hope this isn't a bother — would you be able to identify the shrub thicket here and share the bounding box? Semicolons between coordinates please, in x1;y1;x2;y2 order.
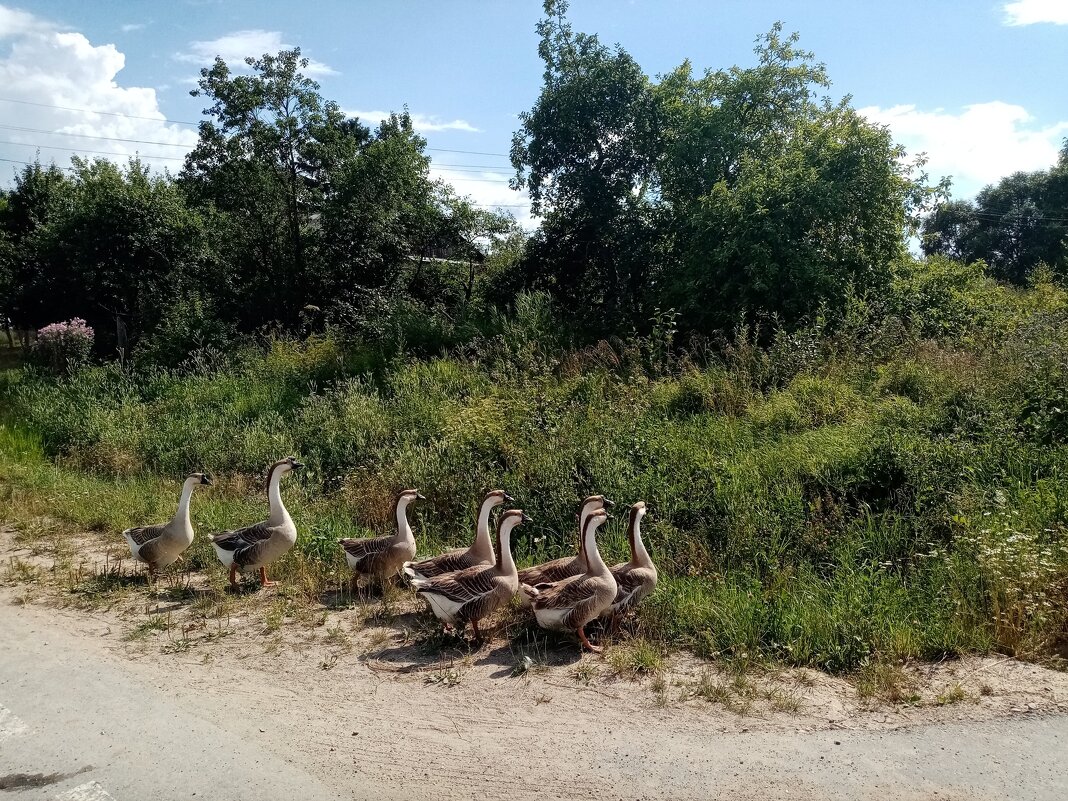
3;263;1067;670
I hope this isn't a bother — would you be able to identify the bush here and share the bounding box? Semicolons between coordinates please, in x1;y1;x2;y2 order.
33;318;94;374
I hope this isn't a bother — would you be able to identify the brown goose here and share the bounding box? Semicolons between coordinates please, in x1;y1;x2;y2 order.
601;501;658;626
123;472;212;581
340;489;423;592
517;494;613;605
211;457;302;589
402;489;513;580
522;508;617;653
411;509;529;640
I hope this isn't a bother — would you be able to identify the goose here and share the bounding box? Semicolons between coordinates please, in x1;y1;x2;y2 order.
601;501;658;628
122;472;212;581
402;489;513;580
516;494;613;606
340;489;423;592
410;509;529;640
521;507;618;653
210;456;303;589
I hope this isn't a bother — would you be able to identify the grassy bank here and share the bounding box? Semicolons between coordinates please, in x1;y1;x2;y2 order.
3;264;1068;671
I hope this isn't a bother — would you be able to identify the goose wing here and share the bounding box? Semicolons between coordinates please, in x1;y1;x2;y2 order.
607;564;657;614
414;566;502;622
404;548;475;579
124;523;166;547
212;521;274;568
340;534;395;573
518;555;582;586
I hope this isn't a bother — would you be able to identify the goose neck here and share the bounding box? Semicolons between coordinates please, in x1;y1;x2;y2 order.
395;499;414;543
577;501;599;561
583;521;609;576
472;497;497;562
175;481;196;523
630;514;652;568
495;521;517;575
267;467;289;524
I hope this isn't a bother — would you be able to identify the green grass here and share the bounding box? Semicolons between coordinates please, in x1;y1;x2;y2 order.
3;277;1068;672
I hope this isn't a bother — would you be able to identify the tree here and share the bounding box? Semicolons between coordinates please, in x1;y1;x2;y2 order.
512;4;927;336
0;162;73;337
923;143;1068;283
24;158;211;353
182;48;367;326
510;0;661;330
318;112;439;296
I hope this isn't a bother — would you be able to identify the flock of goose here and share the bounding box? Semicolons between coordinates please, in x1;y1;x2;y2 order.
121;457;658;652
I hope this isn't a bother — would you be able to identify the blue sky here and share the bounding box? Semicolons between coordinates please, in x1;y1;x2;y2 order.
1;0;1066;224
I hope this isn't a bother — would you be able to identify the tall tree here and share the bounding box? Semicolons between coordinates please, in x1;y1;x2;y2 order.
319;111;438;296
24;158;210;352
512;4;929;335
0;162;73;336
923;145;1068;283
182;48;367;326
511;0;661;330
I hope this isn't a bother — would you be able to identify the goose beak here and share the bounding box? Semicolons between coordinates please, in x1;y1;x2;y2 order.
603;498;616;508
521;513;533;523
201;475;213;486
504;493;516;503
416;492;427;501
291;461;305;469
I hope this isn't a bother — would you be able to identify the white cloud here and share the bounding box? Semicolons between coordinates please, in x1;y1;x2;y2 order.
0;4;198;180
859;101;1068;199
121;23;146;33
346;109;480;133
1003;0;1068;25
176;29;336;76
429;164;533;229
0;5;50;37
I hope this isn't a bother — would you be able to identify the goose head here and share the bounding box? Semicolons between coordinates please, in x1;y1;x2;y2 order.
187;472;213;487
498;508;532;530
397;488;426;509
485;489;515;507
587;507;612;528
272;456;304;477
580;494;615;517
629;501;647;523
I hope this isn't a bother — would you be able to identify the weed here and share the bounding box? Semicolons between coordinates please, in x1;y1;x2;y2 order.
425;663;464;687
855;661;920;704
606;637;665;679
570;661;600;685
936;683;972;705
124;615;172;641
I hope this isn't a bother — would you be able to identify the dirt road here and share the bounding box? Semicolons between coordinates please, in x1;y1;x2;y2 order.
2;598;1067;801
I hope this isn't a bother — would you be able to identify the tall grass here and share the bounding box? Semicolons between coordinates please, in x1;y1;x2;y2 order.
2;273;1068;670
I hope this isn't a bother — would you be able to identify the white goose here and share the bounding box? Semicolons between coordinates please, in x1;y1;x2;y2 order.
123;472;212;581
403;489;513;580
522;507;618;653
517;494;613;606
210;456;303;589
411;509;529;640
340;489;423;591
601;501;658;627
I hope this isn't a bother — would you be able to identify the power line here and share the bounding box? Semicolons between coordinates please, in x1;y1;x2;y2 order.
0;122;517;162
0;139;185;161
426;146;509;158
0;156;73;171
0;99;518;160
0;97;200;126
0;123;194;148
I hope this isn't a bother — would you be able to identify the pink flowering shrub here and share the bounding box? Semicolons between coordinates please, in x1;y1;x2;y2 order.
34;318;94;373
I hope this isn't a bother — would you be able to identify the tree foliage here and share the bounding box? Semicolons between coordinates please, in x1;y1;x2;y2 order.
512;3;935;335
922;143;1068;283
